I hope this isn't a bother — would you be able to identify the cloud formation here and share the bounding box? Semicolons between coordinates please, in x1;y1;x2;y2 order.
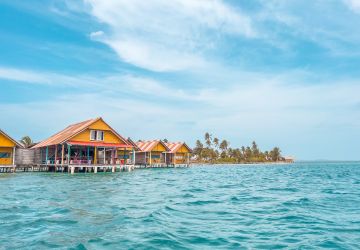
84;0;255;71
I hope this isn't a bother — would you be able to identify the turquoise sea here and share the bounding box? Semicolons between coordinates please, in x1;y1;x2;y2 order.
1;162;360;249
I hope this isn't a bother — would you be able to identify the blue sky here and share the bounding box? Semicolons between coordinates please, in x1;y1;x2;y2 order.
0;0;360;160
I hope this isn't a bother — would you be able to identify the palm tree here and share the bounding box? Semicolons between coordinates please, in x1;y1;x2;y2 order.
219;140;228;153
20;136;33;148
270;147;281;161
251;141;260;158
194;140;204;160
213;137;219;149
204;132;212;148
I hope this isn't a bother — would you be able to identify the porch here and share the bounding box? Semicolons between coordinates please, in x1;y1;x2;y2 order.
37;142;135;166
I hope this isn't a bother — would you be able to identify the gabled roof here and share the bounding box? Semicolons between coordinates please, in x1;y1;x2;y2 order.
135;140;170;152
0;129;22;148
32;117;129;148
127;138;140;151
165;142;192;153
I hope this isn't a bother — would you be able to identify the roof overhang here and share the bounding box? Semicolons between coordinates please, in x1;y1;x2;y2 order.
67;141;133;148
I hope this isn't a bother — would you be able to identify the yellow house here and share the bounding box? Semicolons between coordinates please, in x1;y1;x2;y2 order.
165;142;192;165
135;140;170;165
32;117;133;167
0;129;21;166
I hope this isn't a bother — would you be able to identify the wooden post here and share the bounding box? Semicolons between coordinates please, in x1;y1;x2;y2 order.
12;147;16;166
94;166;97;173
87;146;90;163
149;151;152;165
174;153;176;165
71;166;75;174
54;145;58;167
45;146;49;165
164;152;167;166
187;153;190;165
103;148;106;164
61;144;65;165
94;147;97;164
133;149;136;165
67;144;71;164
112;166;115;172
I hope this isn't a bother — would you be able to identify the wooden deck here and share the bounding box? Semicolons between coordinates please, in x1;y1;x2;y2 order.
1;163;190;174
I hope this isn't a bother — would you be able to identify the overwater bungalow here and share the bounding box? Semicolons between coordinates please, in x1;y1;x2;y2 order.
165;142;192;165
0;129;22;170
31;117;134;173
134;140;170;166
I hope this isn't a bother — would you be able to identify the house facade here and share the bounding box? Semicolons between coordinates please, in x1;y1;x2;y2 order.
31;117;133;167
0;129;22;167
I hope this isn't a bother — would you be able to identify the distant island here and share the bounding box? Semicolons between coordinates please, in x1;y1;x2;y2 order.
191;133;294;164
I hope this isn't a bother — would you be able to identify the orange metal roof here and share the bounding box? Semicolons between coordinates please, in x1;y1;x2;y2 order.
32;117;129;148
0;129;22;147
165;142;192;153
135;140;170;152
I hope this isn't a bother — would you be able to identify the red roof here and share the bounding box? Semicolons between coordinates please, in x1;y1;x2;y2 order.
32;117;129;148
135;140;170;152
165;142;192;153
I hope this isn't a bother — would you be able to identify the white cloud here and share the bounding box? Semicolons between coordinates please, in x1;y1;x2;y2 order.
83;0;255;71
89;30;104;39
1;66;360;159
344;0;360;13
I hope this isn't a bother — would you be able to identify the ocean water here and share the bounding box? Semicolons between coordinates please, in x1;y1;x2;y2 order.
0;162;360;249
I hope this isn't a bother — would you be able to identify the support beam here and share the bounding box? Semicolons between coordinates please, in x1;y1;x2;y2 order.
94;147;97;164
133;149;136;165
61;144;65;165
87;146;90;163
71;166;75;174
54;145;58;167
12;147;16;166
94;166;97;173
149;151;152;165
45;146;49;165
67;144;71;164
103;148;106;164
164;152;167;166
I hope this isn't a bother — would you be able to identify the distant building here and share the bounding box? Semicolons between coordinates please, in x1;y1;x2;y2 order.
134;140;170;166
283;156;295;163
165;142;192;165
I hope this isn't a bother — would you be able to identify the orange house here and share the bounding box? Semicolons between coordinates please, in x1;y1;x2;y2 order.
134;140;170;165
32;117;133;166
165;142;192;165
0;129;22;166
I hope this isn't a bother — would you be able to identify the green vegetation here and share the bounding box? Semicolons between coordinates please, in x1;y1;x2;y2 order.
20;136;34;148
193;133;283;164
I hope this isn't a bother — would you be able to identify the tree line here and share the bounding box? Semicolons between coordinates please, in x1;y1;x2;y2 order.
193;132;282;163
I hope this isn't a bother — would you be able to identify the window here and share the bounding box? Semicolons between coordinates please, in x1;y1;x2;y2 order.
90;130;104;141
0;152;11;158
90;130;96;141
97;131;104;141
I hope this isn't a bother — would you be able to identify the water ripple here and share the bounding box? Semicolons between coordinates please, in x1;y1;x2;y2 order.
0;162;360;249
